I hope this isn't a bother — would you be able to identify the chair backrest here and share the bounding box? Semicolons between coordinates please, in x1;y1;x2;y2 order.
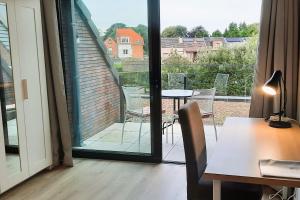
178;102;207;188
214;73;229;95
122;86;146;113
168;73;186;89
190;88;216;114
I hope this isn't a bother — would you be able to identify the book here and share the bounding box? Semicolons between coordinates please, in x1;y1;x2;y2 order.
259;159;300;179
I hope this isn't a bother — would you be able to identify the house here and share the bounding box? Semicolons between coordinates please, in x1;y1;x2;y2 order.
104;37;118;57
161;37;207;61
224;37;247;46
204;37;225;49
104;28;144;59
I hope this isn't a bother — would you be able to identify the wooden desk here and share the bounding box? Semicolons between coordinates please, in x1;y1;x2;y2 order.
204;117;300;200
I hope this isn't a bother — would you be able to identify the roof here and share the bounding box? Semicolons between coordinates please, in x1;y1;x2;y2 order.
104;37;117;45
161;37;206;49
116;28;144;45
225;38;246;43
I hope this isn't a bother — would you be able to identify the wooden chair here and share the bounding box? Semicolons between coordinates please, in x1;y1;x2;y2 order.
178;102;262;200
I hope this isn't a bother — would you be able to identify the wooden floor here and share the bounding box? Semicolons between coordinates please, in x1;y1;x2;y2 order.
0;159;187;200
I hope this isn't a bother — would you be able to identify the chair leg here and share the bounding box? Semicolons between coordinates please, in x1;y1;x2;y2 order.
138;117;143;152
121;113;127;144
212;115;218;141
171;123;174;144
166;124;169;144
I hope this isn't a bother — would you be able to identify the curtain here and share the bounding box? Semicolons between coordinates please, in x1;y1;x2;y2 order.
250;0;300;119
41;0;73;167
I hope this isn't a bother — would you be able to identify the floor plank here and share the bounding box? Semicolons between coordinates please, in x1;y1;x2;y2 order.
0;159;187;200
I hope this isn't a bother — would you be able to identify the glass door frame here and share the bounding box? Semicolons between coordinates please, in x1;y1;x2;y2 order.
56;0;163;163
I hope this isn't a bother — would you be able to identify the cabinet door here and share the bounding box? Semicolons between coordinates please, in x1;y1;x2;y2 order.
14;0;51;176
0;0;29;192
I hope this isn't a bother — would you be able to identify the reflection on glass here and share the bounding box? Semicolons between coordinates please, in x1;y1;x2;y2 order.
71;0;151;153
0;3;21;174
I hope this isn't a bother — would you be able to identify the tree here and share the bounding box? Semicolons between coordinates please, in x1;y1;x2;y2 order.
223;22;259;38
212;30;223;37
134;24;149;55
162;50;191;69
161;25;188;38
188;26;209;38
104;23;126;40
223;22;240;37
196;36;258;66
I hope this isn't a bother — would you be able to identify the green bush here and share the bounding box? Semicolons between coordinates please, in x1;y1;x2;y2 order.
119;65;254;96
162;64;254;96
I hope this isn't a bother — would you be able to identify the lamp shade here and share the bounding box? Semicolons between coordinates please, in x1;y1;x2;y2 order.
262;70;282;96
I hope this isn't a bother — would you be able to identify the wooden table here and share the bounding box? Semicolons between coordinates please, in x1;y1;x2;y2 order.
204;117;300;200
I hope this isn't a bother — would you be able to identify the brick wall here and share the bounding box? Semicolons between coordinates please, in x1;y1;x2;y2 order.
74;8;121;140
60;0;121;143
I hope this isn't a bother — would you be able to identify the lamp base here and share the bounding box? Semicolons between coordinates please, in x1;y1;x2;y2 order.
269;120;291;128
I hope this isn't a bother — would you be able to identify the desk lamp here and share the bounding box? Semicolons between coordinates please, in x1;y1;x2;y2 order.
262;70;291;128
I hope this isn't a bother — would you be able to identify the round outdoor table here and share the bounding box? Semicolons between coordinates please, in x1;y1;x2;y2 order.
162;89;194;111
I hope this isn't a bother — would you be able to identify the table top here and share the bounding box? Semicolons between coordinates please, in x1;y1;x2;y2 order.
161;89;194;98
204;117;300;187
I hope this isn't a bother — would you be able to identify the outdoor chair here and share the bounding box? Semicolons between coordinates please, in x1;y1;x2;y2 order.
121;86;150;150
190;88;218;140
162;73;187;144
167;73;187;89
178;102;262;200
214;73;229;98
162;114;176;144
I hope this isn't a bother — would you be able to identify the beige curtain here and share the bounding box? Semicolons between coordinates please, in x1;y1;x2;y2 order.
41;0;73;167
250;0;300;119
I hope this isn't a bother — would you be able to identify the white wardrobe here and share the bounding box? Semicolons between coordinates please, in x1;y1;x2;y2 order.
0;0;52;193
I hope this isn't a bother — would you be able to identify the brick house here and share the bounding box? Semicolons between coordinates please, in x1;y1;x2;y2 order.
104;37;117;58
161;37;207;61
105;28;144;59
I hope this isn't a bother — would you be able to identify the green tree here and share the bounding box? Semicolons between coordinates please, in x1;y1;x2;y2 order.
104;23;126;40
212;30;223;37
223;22;240;37
161;25;188;38
223;22;259;38
196;36;258;66
188;26;209;38
162;51;191;70
134;24;149;55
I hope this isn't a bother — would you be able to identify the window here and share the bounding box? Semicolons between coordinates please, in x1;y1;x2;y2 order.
121;37;129;43
123;49;128;55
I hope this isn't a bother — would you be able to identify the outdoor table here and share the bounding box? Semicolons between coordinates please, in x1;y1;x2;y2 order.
161;89;194;111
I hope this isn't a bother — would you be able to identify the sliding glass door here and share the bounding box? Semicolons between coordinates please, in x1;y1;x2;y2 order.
58;0;161;161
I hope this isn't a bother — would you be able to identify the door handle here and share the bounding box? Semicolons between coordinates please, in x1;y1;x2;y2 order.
22;79;28;100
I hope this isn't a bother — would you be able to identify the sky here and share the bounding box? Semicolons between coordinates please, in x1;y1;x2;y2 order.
83;0;262;34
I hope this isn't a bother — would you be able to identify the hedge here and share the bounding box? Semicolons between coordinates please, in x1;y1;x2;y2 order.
119;64;255;96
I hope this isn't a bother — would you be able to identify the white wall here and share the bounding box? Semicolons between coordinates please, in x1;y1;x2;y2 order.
118;44;132;58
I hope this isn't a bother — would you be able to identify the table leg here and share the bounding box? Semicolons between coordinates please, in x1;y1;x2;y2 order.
184;97;187;104
177;98;180;110
213;180;221;200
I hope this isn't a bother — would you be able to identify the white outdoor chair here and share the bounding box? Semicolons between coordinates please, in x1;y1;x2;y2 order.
214;73;229;99
121;86;150;150
190;88;218;141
